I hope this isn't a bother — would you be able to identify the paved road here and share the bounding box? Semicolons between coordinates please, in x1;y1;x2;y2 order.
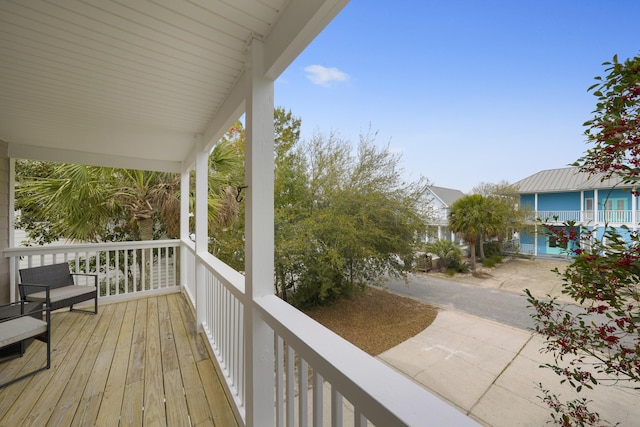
384;273;540;331
384;273;612;336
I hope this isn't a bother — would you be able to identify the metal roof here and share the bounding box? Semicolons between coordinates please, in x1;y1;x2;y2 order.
424;185;466;207
514;167;627;193
0;0;349;172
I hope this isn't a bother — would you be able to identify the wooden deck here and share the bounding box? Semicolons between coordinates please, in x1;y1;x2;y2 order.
0;293;239;426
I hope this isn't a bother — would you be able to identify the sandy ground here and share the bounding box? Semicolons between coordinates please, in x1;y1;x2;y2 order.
432;257;574;303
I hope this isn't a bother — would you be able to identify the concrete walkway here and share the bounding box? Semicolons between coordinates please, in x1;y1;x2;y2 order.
379;258;640;426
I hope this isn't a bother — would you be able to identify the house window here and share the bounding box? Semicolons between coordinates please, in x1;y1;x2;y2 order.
549;236;567;249
585;198;594;221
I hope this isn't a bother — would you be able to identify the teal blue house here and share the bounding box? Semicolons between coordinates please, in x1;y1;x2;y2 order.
514;167;636;257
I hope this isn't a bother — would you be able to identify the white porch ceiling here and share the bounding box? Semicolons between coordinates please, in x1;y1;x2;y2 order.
0;0;348;172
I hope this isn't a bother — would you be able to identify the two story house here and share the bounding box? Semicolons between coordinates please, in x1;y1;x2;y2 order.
515;167;635;256
421;185;466;244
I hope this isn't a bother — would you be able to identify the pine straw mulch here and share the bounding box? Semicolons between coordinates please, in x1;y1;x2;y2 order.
303;286;438;356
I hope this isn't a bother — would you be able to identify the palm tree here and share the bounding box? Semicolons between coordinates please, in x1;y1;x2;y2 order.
15;139;243;244
448;194;487;271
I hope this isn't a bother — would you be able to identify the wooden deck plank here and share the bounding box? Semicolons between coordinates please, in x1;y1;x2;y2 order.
0;294;238;427
159;295;191;424
127;298;147;385
71;302;127;426
177;294;211;362
168;294;216;425
164;368;191;427
158;295;180;373
48;304;117;426
121;379;144;426
197;358;240;427
144;297;167;427
94;300;139;426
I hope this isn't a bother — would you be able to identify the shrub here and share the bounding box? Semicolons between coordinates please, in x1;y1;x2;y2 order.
483;241;503;257
424;240;464;272
481;255;503;268
455;261;470;274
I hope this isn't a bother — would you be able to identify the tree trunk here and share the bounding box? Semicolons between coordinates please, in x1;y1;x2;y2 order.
479;233;486;260
137;217;153;289
138;217;154;241
469;239;477;271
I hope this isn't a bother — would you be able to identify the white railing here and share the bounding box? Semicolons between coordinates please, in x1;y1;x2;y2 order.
532;210;582;223
530;210;638;225
255;295;475;426
5;239;477;426
198;251;246;418
599;209;633;223
519;243;535;255
5;240;180;303
182;239;196;305
192;251;475;426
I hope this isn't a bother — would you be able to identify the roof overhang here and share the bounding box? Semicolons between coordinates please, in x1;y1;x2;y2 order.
0;0;349;172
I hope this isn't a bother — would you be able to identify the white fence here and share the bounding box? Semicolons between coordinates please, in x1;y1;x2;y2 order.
6;240;180;303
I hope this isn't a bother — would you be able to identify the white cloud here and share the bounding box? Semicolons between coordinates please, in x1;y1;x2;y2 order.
304;65;349;87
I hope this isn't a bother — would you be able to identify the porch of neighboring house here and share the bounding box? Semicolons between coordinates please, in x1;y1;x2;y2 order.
0;293;237;427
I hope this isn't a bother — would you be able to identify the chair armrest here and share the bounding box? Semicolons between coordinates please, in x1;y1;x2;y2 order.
0;301;49;323
70;272;98;286
18;283;51;313
18;284;51;306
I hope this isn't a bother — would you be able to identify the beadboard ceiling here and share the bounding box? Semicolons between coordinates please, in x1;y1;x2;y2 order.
0;0;348;172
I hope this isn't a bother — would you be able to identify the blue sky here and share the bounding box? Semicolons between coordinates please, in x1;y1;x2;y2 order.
274;0;640;193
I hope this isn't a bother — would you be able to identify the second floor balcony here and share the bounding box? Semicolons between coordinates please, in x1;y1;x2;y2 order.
528;210;638;225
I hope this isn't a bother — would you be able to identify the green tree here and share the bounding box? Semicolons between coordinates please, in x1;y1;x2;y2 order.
527;53;640;426
212;110;427;308
448;194;501;270
284;131;426;307
208;123;247;270
15;140;243;244
472;180;528;258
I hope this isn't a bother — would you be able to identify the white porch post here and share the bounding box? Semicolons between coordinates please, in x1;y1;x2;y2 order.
180;168;190;290
195;136;208;332
632;191;637;229
534;193;539;256
594;189;599;224
245;39;275;427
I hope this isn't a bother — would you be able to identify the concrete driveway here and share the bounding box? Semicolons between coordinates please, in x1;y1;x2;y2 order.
378;257;640;426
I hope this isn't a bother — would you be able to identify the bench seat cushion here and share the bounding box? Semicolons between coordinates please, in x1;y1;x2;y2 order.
25;285;96;304
0;317;47;348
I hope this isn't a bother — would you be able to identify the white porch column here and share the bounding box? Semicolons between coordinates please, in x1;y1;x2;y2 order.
244;38;276;427
534;193;538;256
632;190;637;229
594;189;599;224
180;168;190;290
195;136;208;332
